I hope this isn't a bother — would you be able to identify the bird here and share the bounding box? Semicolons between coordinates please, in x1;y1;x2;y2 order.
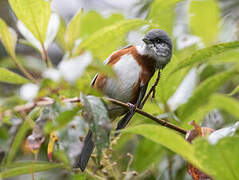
74;29;173;171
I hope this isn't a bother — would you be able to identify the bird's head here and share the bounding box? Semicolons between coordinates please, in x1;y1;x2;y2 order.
142;29;172;69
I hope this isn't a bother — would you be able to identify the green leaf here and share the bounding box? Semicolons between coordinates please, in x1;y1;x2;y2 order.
0;68;29;84
82;95;111;160
229;84;239;96
147;0;182;35
194;137;239;180
6;108;40;165
6;121;31;165
74;19;148;59
45;107;80;133
1;161;64;178
9;0;51;43
132;138;164;172
123;124;207;173
158;55;191;103
189;0;221;45
172;41;239;73
55;16;67;51
178;69;237;125
0;18;17;58
79;11;124;38
185;93;239;125
65;10;83;52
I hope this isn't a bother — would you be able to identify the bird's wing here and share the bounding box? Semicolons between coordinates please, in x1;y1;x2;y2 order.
91;45;133;86
90;74;98;86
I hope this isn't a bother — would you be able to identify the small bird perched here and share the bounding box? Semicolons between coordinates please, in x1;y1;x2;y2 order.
75;29;173;171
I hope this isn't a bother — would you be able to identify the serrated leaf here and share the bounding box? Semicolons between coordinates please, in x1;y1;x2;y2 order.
189;0;220;45
0;18;17;58
0;68;29;84
123;124;208;174
65;10;83;52
74;19;148;59
172;41;239;73
9;0;51;43
1;161;64;178
194;137;239;180
178;70;237;124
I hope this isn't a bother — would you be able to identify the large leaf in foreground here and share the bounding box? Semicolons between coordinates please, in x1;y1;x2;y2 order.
0;68;29;84
9;0;51;43
123;124;208;174
1;161;64;178
194;137;239;180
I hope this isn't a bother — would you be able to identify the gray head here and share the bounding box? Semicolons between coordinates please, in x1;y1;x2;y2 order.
142;29;173;68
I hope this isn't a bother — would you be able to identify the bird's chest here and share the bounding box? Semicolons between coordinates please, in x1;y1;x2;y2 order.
104;54;142;102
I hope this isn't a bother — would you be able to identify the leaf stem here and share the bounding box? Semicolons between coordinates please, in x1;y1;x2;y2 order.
11;56;38;84
41;44;51;68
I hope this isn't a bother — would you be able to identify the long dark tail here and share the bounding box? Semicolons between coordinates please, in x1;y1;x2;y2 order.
74;130;95;171
115;111;134;135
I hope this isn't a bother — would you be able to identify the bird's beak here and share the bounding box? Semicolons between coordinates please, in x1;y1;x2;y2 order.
142;38;151;44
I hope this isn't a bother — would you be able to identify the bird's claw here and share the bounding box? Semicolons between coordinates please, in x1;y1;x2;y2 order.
127;103;137;113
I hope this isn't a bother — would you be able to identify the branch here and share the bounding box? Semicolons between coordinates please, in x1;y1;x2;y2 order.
105;98;187;135
9;97;187;135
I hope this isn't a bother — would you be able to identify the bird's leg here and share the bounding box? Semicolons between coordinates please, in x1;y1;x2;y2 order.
127;102;137;113
115;85;148;134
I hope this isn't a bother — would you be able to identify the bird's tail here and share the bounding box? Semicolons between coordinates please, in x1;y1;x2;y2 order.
115;111;134;136
73;130;95;171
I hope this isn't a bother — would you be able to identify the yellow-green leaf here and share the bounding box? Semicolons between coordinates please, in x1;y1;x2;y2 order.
9;0;51;43
1;162;64;178
123;124;208;174
65;9;83;52
178;69;237;125
74;19;148;59
0;68;29;84
0;18;17;58
189;0;221;45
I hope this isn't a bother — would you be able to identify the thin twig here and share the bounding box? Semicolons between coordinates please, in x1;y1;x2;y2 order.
105;97;187;135
11;56;38;84
141;69;161;107
9;97;187;135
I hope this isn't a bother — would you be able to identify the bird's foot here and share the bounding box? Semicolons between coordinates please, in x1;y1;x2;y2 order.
127;103;137;113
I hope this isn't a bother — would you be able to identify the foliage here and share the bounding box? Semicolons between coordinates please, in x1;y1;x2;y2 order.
0;0;239;179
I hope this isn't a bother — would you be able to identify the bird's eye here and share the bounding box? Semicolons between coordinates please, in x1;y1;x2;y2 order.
157;39;161;43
